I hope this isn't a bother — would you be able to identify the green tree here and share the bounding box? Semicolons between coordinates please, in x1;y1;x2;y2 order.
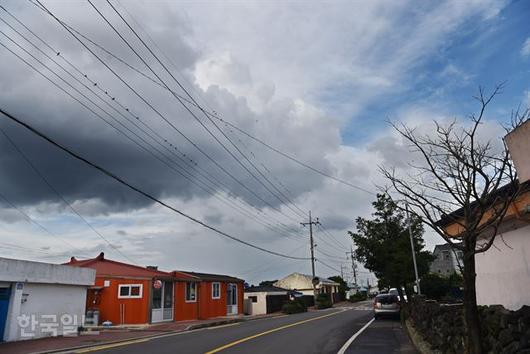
328;275;349;300
349;194;433;301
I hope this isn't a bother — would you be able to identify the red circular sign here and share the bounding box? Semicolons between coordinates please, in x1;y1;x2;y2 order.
153;280;162;289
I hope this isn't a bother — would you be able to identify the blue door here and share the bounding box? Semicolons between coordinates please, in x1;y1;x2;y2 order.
0;286;11;341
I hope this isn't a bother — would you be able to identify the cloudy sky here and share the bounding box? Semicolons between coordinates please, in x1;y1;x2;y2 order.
0;0;529;286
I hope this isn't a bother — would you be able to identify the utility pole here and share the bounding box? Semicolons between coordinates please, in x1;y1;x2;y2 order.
301;211;320;299
406;203;421;295
346;246;357;291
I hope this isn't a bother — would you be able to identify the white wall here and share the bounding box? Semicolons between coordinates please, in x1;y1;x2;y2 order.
4;283;89;341
244;293;267;315
476;225;530;310
0;257;95;342
0;257;95;286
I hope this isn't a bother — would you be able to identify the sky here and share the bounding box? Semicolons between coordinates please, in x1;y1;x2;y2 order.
0;0;529;286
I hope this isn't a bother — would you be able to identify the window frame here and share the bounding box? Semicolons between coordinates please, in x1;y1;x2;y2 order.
117;284;143;299
185;282;197;303
212;282;221;299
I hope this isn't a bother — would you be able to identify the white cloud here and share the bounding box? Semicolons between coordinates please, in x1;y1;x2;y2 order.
521;38;530;57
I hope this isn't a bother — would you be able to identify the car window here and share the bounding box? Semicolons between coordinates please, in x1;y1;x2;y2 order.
376;295;398;304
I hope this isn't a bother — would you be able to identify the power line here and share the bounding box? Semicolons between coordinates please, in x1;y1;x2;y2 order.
316;259;342;274
0;8;306;242
29;0;374;197
0;107;311;260
0;126;137;264
318;223;348;249
0;189;86;256
34;0;302;227
0;35;304;248
94;0;307;222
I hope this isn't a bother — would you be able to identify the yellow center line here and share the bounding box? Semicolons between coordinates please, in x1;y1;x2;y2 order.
204;309;349;354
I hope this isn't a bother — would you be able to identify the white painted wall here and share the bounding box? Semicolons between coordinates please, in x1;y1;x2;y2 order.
476;225;530;310
4;283;88;341
244;292;267;315
0;257;95;341
0;257;95;286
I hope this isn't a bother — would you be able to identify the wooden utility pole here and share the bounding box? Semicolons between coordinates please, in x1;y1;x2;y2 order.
301;211;319;298
346;246;357;291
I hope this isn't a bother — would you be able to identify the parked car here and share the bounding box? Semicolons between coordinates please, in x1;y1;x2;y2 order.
373;294;400;319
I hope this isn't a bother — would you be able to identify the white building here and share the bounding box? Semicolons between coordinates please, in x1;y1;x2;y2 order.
438;120;530;311
274;273;340;303
430;243;463;275
243;285;288;315
0;257;95;342
475;219;530;310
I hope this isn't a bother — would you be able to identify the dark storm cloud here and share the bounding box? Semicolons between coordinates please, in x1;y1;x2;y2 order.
0;0;337;215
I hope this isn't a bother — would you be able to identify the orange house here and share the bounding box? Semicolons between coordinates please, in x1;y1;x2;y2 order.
65;253;244;325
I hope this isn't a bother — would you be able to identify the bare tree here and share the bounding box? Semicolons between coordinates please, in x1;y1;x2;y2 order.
381;85;528;354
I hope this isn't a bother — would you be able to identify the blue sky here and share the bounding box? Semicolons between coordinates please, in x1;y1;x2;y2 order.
340;0;530;145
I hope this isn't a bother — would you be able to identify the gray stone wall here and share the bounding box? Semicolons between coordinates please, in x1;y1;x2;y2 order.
406;297;530;353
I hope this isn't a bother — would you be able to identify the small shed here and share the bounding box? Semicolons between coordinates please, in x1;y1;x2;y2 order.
244;285;288;315
0;257;95;342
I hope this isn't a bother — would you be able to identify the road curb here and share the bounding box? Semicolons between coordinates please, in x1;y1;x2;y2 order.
404;319;436;354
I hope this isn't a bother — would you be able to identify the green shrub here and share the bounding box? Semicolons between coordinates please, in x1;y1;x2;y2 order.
282;299;307;314
315;293;332;309
349;292;367;302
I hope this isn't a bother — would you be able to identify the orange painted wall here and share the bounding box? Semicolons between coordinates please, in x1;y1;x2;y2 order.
174;282;199;321
198;281;226;319
87;277;150;325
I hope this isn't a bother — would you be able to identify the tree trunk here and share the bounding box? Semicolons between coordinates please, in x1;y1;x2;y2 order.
462;250;482;354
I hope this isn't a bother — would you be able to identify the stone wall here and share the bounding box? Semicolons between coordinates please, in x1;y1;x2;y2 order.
406;297;530;353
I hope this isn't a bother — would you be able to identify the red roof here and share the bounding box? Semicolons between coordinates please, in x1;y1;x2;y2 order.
65;253;197;281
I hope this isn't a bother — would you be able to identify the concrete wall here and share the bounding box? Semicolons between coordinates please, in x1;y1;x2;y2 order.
475;225;530;310
0;257;95;342
4;283;89;341
0;257;95;286
244;292;267;315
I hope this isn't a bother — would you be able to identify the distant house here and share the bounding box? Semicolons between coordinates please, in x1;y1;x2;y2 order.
65;253;244;325
273;273;340;304
244;285;288;315
0;257;95;342
430;243;463;275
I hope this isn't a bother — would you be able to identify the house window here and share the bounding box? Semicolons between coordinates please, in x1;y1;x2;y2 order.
186;282;197;302
249;296;258;303
118;284;143;299
442;250;450;260
212;282;220;299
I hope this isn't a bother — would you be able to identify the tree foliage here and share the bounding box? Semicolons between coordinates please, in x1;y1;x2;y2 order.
328;275;349;300
349;194;433;297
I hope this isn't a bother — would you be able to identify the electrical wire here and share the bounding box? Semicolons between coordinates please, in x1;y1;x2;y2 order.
0;126;137;264
0;9;306;242
29;0;375;197
0;107;311;260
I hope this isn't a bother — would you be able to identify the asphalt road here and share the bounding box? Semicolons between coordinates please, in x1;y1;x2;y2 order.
72;303;416;354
